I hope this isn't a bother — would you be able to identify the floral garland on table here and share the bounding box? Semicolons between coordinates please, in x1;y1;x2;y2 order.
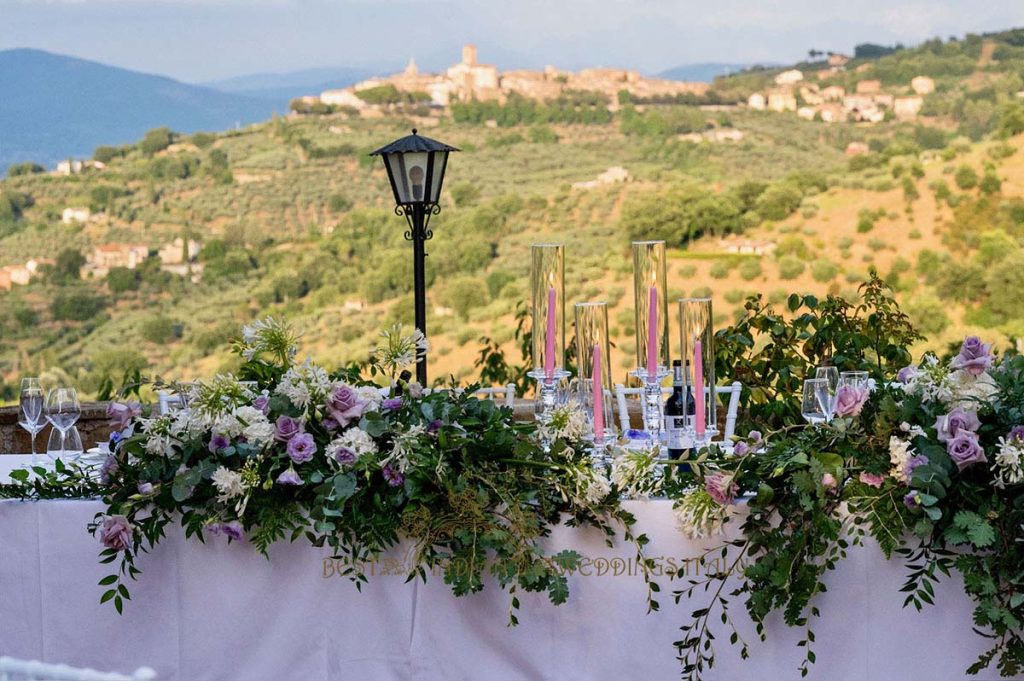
671;336;1024;679
0;319;653;618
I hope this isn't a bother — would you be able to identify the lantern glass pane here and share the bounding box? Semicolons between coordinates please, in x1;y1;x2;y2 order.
428;151;449;203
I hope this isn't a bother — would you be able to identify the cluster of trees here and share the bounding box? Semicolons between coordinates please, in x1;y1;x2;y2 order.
621;172;826;247
616;90;738;106
6;162;45;177
355;84;432;106
288;99;356;116
619;105;708;137
451;92;613;127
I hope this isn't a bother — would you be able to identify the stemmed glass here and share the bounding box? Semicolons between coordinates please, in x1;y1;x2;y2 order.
45;387;81;462
839;370;870;391
802;378;831;425
18;378;45;464
815;366;839;420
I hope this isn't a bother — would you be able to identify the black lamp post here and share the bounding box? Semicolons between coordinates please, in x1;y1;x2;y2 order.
371;129;459;385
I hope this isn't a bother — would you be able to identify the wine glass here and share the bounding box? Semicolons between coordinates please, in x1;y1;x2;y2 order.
839;370;870;391
815;366;839;392
45;387;81;462
802;378;830;425
18;378;45;463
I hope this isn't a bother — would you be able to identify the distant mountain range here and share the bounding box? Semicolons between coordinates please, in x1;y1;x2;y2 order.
658;62;773;83
0;48;281;172
200;66;375;106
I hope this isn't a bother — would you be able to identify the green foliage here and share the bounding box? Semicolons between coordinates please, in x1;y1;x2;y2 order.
140;316;180;344
450;182;481;208
50;289;107;321
6;162;45;177
452;91;612;127
106;267;140;294
904;293;949;335
754;183;803;221
355;84;431;105
739;259;763;281
811;259;839;283
777;255;805;280
52;248;86;283
955;164;979;190
138;127;174;156
620;183;743;247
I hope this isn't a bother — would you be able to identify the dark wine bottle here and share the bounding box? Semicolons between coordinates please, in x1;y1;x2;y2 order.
665;360;688;460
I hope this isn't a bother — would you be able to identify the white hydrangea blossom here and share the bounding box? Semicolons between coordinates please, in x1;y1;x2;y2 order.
993;437;1024;488
356;385;384;411
212;466;245;501
889;436;918;484
326;427;378;464
277;359;331;412
233;405;275;447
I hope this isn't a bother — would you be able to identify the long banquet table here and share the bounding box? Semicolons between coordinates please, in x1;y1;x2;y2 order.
0;455;1018;681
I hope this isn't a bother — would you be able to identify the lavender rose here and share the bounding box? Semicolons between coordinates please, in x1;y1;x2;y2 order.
834;385;869;417
325;384;367;427
953;336;993;376
733;441;751;457
947;430;987;471
209;433;230;454
287;433;316;463
99;515;133;551
934;407;981;443
274;415;303;442
747;430;763;444
705;471;738;506
210;521;244;542
106;401;142;430
382;397;403;411
1009;426;1024;442
137;482;155;496
904;491;922;510
427;419;444;435
276;468;303;486
99;454;119;484
252;393;271;415
896;365;918;384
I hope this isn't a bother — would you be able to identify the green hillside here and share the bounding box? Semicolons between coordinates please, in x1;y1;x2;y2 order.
3;29;1024;401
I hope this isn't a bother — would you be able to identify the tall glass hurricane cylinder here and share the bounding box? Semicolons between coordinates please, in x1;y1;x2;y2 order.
632;241;669;377
531;243;565;378
574;302;615;446
679;297;717;440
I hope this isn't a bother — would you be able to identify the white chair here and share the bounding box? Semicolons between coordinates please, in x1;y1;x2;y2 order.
613;382;744;442
0;657;156;681
471;384;516;408
156;391;184;416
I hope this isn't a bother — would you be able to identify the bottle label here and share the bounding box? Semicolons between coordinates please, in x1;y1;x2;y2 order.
666;415;688;449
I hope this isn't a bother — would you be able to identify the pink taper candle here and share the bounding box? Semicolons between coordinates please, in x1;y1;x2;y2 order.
694;339;706;438
647;286;658;381
592;343;604;442
544;286;556;380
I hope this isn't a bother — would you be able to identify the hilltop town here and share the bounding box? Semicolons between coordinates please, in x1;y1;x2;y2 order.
297;45;709;113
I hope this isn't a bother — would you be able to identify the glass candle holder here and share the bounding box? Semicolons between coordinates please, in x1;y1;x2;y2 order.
574;302;615;447
530;243;565;380
679;297;717;443
632;240;669;381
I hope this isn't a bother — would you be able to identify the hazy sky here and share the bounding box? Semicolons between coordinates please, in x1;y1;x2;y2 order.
2;0;1023;82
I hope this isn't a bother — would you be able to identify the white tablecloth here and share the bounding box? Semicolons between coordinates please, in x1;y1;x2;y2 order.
0;455;1016;681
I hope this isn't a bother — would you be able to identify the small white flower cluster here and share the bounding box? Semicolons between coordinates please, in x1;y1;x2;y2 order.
212;466;246;501
374;324;429;374
673;489;728;540
240;316;300;363
993;437;1024;488
540;403;589;442
355;385;384;411
277;359;332;412
900;355;998;410
189;374;255;420
612;446;663;499
325;427;378;466
138;414;183;457
382;424;426;473
888;436;918;484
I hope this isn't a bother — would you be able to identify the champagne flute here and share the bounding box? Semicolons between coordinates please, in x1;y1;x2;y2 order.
802;378;830;425
45;387;81;462
18;378;45;463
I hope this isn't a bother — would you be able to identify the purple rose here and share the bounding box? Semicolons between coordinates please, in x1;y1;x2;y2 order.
382;397;403;411
934;408;981;443
947;430;987;471
210;521;244;542
209;433;231;454
252;393;271;415
705;471;738;506
274;415;303;442
382;465;405;487
834;385;869;417
321;417;339;432
1010;426;1024;442
325;384;367;427
427;419;444;435
953;336;993;376
287;433;316;463
137;482;154;495
905;453;929;480
276;468;303;486
333;446;356;465
896;365;918;384
733;441;751;457
106;401;142;430
99;515;133;551
99;454;118;484
747;430;762;444
904;491;922;510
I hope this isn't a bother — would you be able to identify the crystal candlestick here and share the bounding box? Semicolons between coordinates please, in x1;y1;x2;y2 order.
530;243;566;425
630;366;671;441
